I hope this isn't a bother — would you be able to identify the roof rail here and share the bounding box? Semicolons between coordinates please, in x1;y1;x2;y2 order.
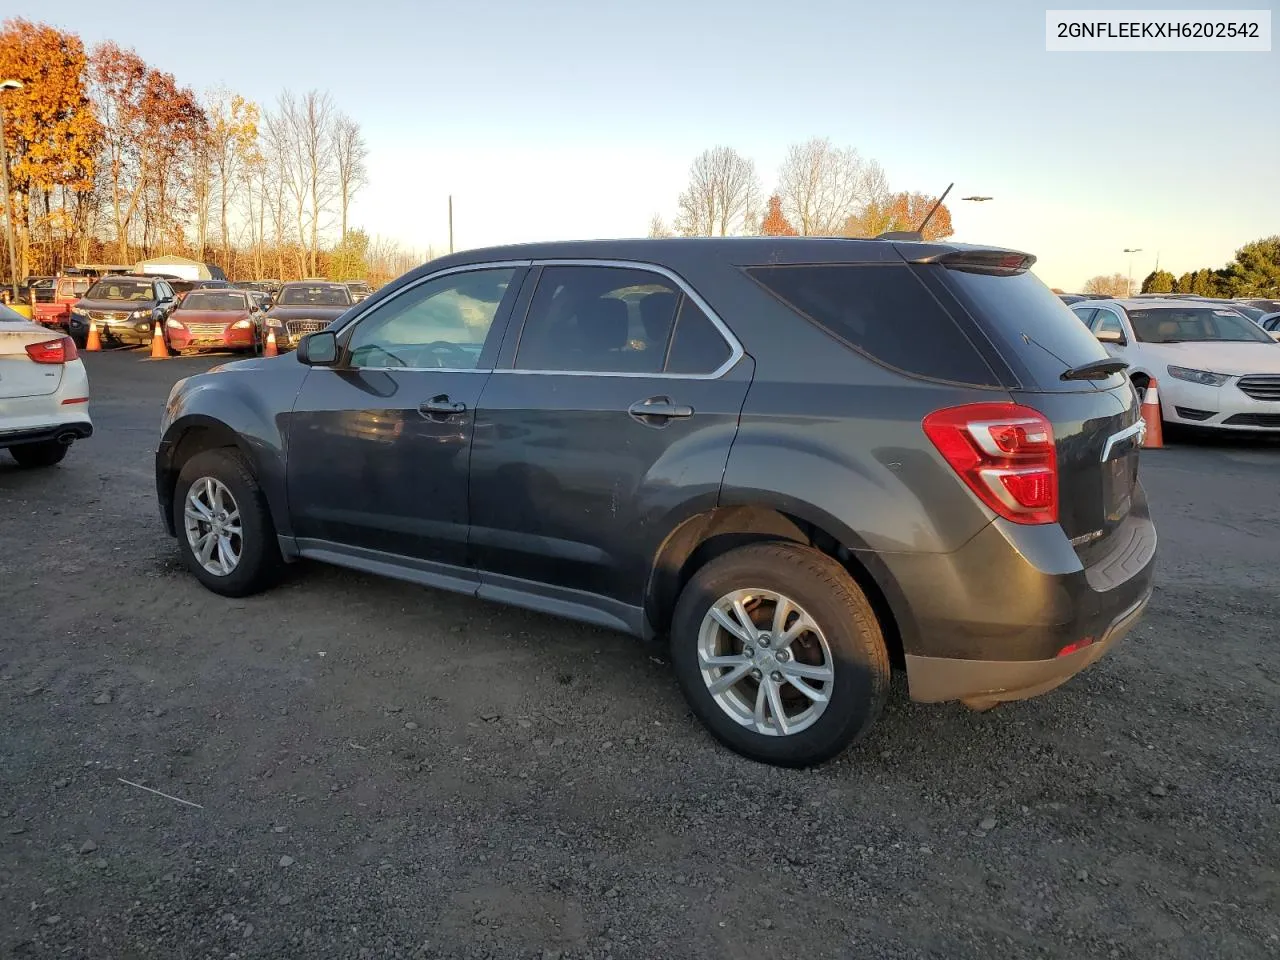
875;231;924;241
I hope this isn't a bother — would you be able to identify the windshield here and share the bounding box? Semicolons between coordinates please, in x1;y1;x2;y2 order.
179;291;248;311
1129;307;1275;344
278;285;351;307
85;279;154;302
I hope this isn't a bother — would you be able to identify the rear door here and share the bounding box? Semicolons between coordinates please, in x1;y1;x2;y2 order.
469;262;751;619
925;257;1143;550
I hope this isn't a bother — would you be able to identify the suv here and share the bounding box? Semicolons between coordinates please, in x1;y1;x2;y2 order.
156;239;1156;767
68;275;178;347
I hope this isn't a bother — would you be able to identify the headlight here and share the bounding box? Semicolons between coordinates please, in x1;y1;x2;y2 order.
132;308;152;319
166;318;184;329
1167;365;1229;387
232;318;253;330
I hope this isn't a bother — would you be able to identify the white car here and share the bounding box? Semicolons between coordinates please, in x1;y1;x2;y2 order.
0;305;92;467
1070;298;1280;432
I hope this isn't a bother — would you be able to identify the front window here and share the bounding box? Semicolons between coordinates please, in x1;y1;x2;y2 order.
57;278;90;298
1128;307;1274;344
178;291;249;312
85;278;154;302
278;284;352;307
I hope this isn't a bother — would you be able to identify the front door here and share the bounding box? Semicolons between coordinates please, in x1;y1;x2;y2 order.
469;263;752;621
285;266;526;572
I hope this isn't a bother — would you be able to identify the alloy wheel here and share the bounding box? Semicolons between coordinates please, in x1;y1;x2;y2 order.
183;476;243;576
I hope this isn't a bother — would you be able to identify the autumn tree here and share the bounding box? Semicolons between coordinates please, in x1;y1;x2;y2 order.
1082;273;1130;297
329;227;369;281
759;194;797;236
0;19;99;276
776;137;887;236
270;90;337;277
205;89;259;271
647;214;672;238
845;191;952;240
1140;269;1176;294
674;146;760;237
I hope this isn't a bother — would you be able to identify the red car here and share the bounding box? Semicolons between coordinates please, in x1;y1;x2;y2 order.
33;276;91;330
164;289;264;353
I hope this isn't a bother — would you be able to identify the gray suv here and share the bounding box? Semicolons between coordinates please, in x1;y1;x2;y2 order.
156;238;1156;767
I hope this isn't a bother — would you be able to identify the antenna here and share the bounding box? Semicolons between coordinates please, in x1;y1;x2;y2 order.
916;182;954;235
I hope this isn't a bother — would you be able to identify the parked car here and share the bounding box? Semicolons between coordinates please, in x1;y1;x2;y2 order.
1070;297;1280;431
164;289;266;354
68;275;179;347
1057;293;1112;304
21;276;57;304
1234;298;1280;317
345;280;373;303
0;304;91;467
33;275;91;331
1258;313;1280;337
261;281;354;349
156;238;1156;767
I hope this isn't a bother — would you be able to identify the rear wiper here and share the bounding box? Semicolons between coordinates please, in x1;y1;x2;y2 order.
1061;358;1129;381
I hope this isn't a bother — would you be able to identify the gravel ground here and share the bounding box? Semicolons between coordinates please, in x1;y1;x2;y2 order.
1;351;1278;960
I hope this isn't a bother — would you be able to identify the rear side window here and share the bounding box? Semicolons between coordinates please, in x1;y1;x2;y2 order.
941;268;1115;389
746;264;999;386
665;298;732;374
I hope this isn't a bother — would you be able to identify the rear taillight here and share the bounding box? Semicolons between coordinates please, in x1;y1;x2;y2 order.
25;336;78;364
922;403;1058;525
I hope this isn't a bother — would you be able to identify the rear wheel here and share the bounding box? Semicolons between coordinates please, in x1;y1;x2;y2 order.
174;448;283;596
670;542;890;768
9;440;69;468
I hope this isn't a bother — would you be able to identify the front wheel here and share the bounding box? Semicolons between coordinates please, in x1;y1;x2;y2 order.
9;440;69;468
174;448;283;597
670;542;890;768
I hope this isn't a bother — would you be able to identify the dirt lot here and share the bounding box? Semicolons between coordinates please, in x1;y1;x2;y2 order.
2;350;1278;960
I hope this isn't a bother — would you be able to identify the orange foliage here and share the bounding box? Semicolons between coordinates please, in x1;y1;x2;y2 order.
759;194;797;236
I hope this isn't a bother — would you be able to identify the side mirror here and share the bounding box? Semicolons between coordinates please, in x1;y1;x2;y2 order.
297;330;338;366
1096;329;1125;345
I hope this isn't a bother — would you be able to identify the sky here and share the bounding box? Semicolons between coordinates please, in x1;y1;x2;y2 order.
10;0;1278;289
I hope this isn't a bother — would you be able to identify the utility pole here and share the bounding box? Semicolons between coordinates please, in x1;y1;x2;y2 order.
448;195;454;255
1123;247;1143;297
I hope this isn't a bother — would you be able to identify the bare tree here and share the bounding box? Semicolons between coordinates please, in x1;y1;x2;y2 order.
1082;273;1131;297
331;112;368;239
776;137;884;236
271;90;337;277
648;214;672;238
674;147;760;237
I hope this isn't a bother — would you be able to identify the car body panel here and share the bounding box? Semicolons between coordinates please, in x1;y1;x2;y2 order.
0;315;92;445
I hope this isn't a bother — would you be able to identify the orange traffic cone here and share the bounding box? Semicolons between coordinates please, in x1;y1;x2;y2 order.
150;322;170;359
1141;378;1163;449
263;328;278;358
85;319;101;352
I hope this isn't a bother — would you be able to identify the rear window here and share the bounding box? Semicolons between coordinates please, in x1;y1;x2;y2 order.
940;268;1116;389
746;264;999;386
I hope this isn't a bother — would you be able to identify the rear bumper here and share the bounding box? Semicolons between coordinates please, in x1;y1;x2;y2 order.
0;421;93;447
905;589;1150;705
877;483;1157;703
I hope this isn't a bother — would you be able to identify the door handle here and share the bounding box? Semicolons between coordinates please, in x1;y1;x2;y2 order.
419;394;466;417
628;396;693;425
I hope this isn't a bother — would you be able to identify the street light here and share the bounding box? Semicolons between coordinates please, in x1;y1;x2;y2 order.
1124;247;1143;296
0;78;22;302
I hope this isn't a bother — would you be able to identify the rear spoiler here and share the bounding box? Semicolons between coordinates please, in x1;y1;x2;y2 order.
892;244;1037;275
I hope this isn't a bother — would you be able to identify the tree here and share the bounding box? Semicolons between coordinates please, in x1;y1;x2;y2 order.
1188;268;1221;297
206;89;259;272
1173;271;1194;293
1141;269;1176;294
1220;235;1280;296
759;194;797;236
331;112;367;239
0;19;99;276
1082;273;1130;297
776;137;885;236
329;228;369;281
845;191;952;240
674;146;759;237
271;90;337;277
647;214;672;238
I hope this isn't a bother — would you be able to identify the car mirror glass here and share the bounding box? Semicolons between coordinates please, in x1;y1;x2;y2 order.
297;330;338;366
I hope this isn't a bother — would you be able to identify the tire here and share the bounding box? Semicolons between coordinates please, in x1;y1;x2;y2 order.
9;440;69;468
173;447;283;597
670;541;890;768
